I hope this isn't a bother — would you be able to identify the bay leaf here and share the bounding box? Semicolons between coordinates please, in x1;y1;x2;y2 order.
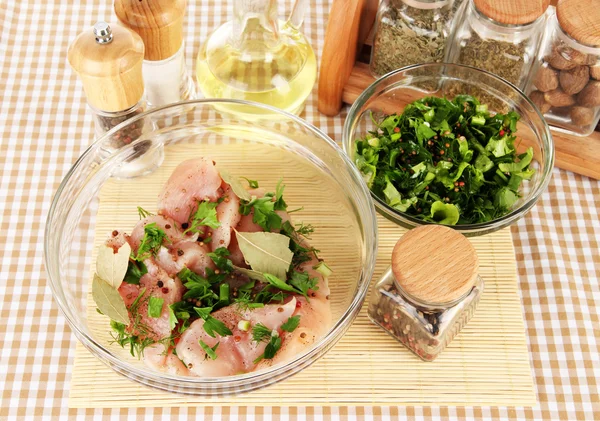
234;231;293;280
233;265;267;283
219;169;252;201
96;242;131;289
92;273;130;324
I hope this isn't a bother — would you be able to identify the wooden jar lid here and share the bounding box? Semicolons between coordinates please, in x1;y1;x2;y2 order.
391;225;479;307
67;22;145;112
114;0;186;61
473;0;550;25
557;0;600;47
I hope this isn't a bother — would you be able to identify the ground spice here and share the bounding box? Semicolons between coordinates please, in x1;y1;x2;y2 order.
371;0;459;77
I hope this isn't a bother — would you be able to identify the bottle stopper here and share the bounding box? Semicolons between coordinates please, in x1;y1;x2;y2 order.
391;225;479;307
114;0;187;61
67;22;145;112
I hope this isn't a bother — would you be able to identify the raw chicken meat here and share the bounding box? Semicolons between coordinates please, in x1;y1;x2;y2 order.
157;157;222;225
209;186;241;251
143;343;190;376
117;258;184;341
176;298;297;376
155;241;215;277
102;157;333;378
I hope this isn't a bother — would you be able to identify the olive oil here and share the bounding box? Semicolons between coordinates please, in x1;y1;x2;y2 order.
196;1;316;120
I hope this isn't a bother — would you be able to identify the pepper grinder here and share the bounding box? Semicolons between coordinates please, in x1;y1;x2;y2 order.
68;21;146;141
114;0;195;107
68;22;163;178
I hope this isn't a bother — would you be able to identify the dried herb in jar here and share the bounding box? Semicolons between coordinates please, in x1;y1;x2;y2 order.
371;0;459;77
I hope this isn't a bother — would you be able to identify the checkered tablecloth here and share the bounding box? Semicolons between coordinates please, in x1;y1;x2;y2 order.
0;0;598;419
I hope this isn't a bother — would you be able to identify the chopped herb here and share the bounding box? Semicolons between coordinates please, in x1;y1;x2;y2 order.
135;223;168;261
253;332;282;364
233;292;265;312
199;340;219;360
281;315;300;332
252;323;273;343
354;96;534;224
137;206;154;219
185;200;220;234
242;177;259;188
110;320;155;359
147;296;164;318
289;271;319;300
123;260;147;285
167;305;178;331
238;320;251;331
274;179;287;211
314;261;332;277
281;221;319;267
194;307;233;338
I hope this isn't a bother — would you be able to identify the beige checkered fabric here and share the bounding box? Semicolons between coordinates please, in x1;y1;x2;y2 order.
0;0;598;419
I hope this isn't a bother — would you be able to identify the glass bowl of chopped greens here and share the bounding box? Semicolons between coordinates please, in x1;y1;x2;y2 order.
343;63;554;236
45;99;377;395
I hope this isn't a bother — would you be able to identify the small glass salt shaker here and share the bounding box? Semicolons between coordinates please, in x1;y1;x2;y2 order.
115;0;196;107
368;225;484;361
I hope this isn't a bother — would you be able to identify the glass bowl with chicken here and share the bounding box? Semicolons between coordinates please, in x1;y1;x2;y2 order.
45;99;377;395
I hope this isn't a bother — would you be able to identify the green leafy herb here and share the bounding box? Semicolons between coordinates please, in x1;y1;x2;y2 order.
253;333;282;364
135;223;168;261
274;179;287;211
288;271;319;300
194;307;233;338
252;323;273;343
123;260;147;285
354;96;534;225
137;206;154;219
110;320;155;359
242;177;259;188
280;221;320;267
185;200;220;233
167;305;178;331
147;296;164;318
240;196;282;232
199;340;219;360
281;315;300;332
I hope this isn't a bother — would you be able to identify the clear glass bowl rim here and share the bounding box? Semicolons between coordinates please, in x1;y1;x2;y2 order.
45;98;378;389
342;62;555;233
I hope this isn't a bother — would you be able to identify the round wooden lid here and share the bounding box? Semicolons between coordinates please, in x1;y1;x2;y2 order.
114;0;186;61
68;22;145;112
391;225;479;307
557;0;600;47
473;0;550;25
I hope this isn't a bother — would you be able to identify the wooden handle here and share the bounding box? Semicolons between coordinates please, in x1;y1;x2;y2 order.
474;0;550;24
114;0;186;61
557;0;600;47
318;0;366;116
392;225;479;306
68;23;145;112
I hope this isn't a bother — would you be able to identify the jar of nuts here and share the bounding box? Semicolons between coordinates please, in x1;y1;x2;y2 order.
527;0;600;136
367;225;483;361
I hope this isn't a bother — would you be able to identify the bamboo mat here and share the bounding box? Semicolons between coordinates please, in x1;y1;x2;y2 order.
68;143;536;408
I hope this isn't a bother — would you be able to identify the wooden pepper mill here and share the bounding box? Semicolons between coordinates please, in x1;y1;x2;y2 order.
114;0;195;107
68;21;146;139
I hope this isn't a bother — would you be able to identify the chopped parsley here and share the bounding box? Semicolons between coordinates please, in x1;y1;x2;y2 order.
134;223;168;261
354;95;534;224
264;272;318;301
281;315;301;332
194;307;232;338
185;200;220;234
123;260;147;285
199;340;219;360
281;220;320;267
147;296;164;318
242;177;259;188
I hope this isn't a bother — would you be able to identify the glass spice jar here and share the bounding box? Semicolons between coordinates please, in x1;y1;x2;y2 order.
370;0;462;78
526;1;600;136
368;225;483;361
445;0;548;98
